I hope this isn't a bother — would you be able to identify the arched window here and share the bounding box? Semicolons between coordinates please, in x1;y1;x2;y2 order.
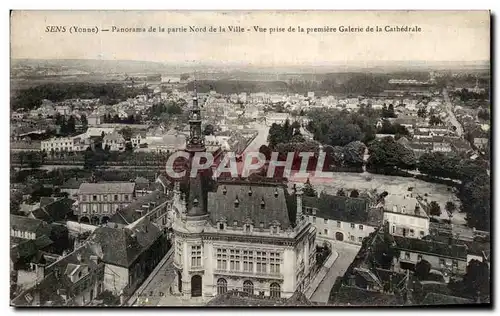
243;280;254;295
270;282;281;298
217;278;227;295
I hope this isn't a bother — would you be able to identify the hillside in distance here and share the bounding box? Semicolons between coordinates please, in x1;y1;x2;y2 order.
12;58;490;77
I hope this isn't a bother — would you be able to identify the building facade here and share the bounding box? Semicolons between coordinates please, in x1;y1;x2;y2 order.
383;204;430;239
170;89;317;302
302;194;383;246
76;182;136;225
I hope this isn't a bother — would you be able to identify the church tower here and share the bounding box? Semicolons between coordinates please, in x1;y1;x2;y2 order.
184;84;210;219
186;84;205;153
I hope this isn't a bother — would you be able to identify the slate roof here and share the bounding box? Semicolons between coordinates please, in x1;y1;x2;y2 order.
331;285;404;306
109;191;170;225
78;182;136;195
302;194;377;225
87;219;162;267
420;293;474;306
207;183;292;229
30;197;75;223
393;235;467;260
10;215;51;237
12;243;105;306
60;178;86;190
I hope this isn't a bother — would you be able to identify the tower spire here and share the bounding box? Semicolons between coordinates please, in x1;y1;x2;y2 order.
186;79;205;153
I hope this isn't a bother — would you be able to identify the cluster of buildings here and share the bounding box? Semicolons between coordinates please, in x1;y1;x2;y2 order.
11;81;489;307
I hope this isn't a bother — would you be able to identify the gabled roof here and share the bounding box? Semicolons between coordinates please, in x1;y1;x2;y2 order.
10;215;51;237
208;183;292;229
302;194;375;225
109;191;170;225
393;235;467;260
78;182;136;195
30;197;75;223
87;219;162;268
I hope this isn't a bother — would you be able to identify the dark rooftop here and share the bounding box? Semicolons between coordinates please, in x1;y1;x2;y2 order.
109;191;170;225
29;197;75;223
87;218;163;268
303;194;380;226
420;293;474;306
208;183;292;229
331;285;404;306
393;235;467;260
10;215;51;237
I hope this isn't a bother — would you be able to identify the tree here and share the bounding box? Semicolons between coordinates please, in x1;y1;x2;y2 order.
336;188;346;196
302;178;317;197
80;114;88;131
258;145;272;161
463;259;490;299
414;259;432;281
350;189;359;198
343;141;366;167
120;127;133;140
203;124;215;135
366;137;416;173
429;201;442;217
67;115;76;134
429;115;443;126
477;109;490;121
445;201;457;214
417;107;427;118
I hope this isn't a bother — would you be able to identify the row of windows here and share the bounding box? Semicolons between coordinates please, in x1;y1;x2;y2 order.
81;194;129;202
216;249;282;274
392;226;425;237
307;216;364;230
216;279;281;298
403;252;459;268
80;204;119;214
11;230;36;240
218;222;279;234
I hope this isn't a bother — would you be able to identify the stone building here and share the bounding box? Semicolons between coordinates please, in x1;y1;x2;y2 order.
171;89;317;301
76;182;136;225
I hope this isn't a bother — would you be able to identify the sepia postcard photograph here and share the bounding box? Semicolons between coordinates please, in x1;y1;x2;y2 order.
8;10;491;308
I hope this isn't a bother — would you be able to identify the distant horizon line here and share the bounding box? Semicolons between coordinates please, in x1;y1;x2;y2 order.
12;57;490;67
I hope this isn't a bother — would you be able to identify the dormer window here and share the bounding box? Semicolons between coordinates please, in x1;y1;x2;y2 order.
244;224;251;233
234;196;240;208
193;198;199;207
222;186;227;195
260;222;264;228
218;223;225;230
78;271;82;278
261;198;265;209
248;187;253;196
233;220;238;226
274;188;279;198
271;226;278;234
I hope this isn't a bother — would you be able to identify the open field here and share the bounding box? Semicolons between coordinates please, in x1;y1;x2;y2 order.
290;171;465;225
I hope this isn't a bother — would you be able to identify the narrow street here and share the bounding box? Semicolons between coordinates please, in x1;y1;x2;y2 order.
310;239;360;303
132;254;179;306
442;88;464;137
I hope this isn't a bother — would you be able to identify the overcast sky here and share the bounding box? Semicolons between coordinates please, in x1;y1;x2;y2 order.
11;11;490;66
